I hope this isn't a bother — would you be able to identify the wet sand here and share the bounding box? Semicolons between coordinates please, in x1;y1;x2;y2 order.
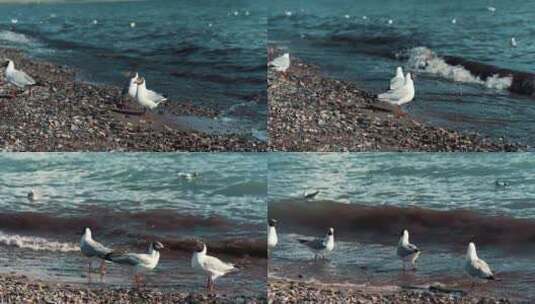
268;277;514;304
0;48;265;152
268;50;526;152
0;274;267;304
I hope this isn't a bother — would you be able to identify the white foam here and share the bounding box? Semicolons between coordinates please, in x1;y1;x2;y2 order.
0;231;79;253
406;46;512;90
0;30;32;45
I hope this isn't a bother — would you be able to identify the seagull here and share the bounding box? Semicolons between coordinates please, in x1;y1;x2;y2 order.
487;6;496;13
134;77;167;113
298;227;335;260
465;242;495;286
106;241;164;288
495;180;509;188
389;67;405;90
268;53;290;74
378;72;415;105
388;19;393;25
397;229;420;271
191;242;238;291
268;219;278;251
177;172;198;181
27;189;39;202
451;18;457;24
80;227;113;280
3;59;37;97
510;37;517;47
130;22;136;28
303;190;320;200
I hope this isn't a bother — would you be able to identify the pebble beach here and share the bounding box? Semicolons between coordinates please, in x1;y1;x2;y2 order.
0;48;265;152
268;51;526;152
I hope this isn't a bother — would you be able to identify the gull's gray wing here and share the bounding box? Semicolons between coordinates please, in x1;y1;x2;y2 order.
107;251;151;266
81;239;112;259
10;70;36;87
203;255;235;274
298;238;326;250
397;243;419;258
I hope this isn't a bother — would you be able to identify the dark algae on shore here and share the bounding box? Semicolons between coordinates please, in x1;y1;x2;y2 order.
268;51;526;152
0;49;265;152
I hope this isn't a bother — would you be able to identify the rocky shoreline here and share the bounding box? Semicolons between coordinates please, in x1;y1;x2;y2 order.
268;52;526;152
268;278;515;304
0;274;266;304
0;48;265;151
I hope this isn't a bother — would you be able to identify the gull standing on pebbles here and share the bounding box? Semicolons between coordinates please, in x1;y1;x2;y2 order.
465;242;495;286
268;53;290;74
106;241;164;288
389;67;404;90
268;219;278;251
3;59;37;97
134;77;167;113
80;227;113;280
298;227;334;260
378;72;415;106
191;242;238;291
397;229;420;271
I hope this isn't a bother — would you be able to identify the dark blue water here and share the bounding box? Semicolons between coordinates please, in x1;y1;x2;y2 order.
269;0;535;146
0;0;267;139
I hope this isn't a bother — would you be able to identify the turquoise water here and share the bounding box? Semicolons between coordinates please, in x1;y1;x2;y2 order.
269;0;535;146
268;153;535;301
0;0;267;138
0;153;267;294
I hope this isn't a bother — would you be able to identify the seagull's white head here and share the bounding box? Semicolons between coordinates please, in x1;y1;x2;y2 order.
82;227;92;238
396;67;403;77
400;229;409;244
327;227;334;236
467;242;478;260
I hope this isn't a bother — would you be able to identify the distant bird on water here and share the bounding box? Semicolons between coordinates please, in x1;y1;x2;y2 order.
27;189;39;202
397;229;420;271
510;37;517;47
268;219;278;251
303;190;320;200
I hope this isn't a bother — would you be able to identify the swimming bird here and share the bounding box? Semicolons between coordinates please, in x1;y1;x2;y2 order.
134;77;167;113
303;190;320;200
397;229;420;271
465;242;495;286
27;189;39;202
191;242;238;291
177;172;198;181
80;227;113;280
378;72;415;105
268;219;278;251
3;59;37;97
451;18;457;24
389;67;405;90
495;180;509;188
510;37;517;47
130;22;136;28
388;19;393;25
298;227;334;260
487;6;496;13
106;241;164;288
269;53;290;75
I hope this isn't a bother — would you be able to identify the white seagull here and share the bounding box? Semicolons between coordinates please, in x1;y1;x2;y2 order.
397;229;420;271
134;77;167;113
80;227;113;280
298;227;334;260
268;219;278;251
378;72;415;105
191;242;238;291
27;189;39;202
465;242;495;285
177;172;198;181
268;53;290;73
106;241;164;288
3;59;37;97
510;37;517;47
389;67;405;90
